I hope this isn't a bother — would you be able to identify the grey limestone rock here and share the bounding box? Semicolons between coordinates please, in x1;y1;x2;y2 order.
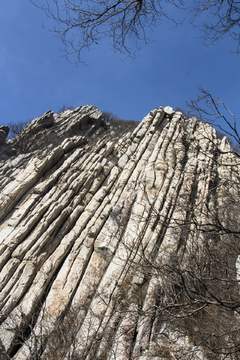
0;105;239;359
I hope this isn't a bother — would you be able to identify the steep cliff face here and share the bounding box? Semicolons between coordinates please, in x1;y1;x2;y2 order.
0;106;239;359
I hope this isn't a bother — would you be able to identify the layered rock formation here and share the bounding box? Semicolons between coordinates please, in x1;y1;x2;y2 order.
0;105;239;359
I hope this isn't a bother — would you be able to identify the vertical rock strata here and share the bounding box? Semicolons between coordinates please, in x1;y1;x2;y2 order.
0;105;239;359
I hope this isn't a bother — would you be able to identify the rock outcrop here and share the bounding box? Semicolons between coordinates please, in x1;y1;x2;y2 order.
0;105;239;359
0;126;16;161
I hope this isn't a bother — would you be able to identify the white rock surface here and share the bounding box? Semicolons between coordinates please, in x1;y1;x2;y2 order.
0;105;239;359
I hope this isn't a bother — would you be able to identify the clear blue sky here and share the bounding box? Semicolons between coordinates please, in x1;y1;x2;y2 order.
0;1;239;127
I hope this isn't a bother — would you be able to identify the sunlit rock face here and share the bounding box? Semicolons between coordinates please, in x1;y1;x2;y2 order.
0;106;239;359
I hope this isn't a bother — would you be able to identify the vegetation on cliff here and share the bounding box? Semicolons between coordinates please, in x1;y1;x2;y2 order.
0;104;240;359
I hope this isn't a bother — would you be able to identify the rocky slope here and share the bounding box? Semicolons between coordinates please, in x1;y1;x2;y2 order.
0;105;239;359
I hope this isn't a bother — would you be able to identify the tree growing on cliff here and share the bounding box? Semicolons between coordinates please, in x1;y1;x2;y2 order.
108;94;240;358
102;111;139;136
142;93;240;358
29;0;240;63
8;121;29;140
57;104;74;114
187;86;240;152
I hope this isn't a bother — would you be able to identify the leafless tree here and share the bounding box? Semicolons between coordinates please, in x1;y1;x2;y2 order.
29;0;240;63
150;93;240;358
0;301;88;360
102;111;139;135
57;104;74;114
190;0;240;54
29;0;183;63
8;121;29;140
110;95;240;358
187;86;240;152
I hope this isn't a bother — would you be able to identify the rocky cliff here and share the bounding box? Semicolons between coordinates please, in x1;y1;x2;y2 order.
0;105;239;359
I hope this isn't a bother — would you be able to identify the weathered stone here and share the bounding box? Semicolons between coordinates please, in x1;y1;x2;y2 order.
0;105;239;359
163;106;175;116
0;126;9;146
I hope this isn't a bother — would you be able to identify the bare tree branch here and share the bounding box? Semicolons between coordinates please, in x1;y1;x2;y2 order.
187;86;240;148
29;0;184;63
29;0;240;63
190;0;240;54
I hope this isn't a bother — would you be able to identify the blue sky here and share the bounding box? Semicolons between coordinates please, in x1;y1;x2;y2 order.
0;1;239;128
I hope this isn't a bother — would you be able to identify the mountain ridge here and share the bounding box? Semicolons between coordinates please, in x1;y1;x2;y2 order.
0;105;239;359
